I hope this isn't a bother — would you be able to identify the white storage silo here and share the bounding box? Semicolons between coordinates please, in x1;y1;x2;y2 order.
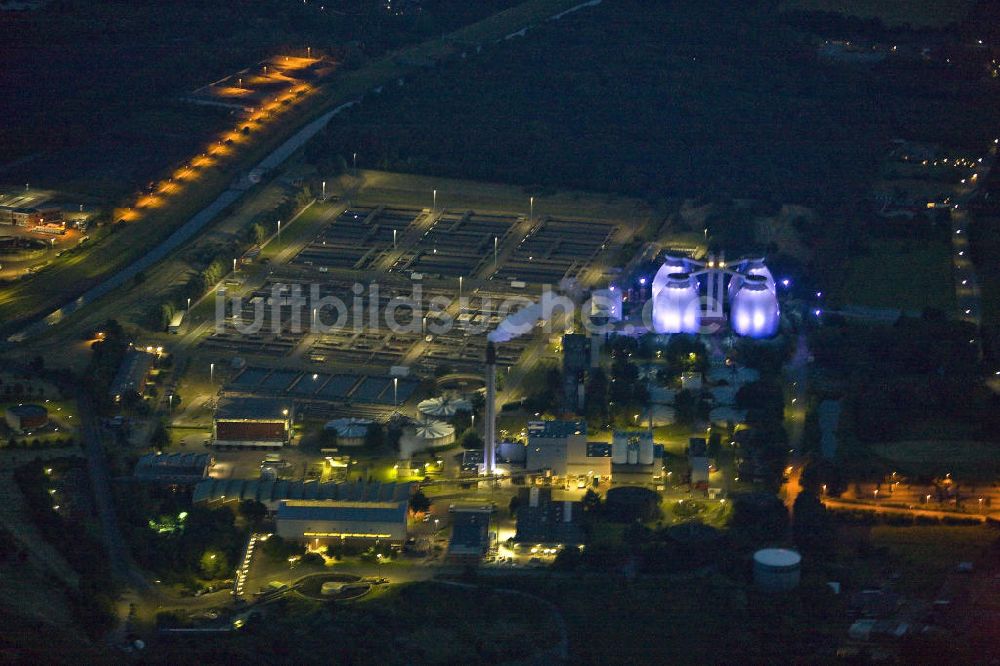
611;437;629;465
753;548;801;592
729;258;775;302
639;437;654;465
652;273;701;334
730;275;779;338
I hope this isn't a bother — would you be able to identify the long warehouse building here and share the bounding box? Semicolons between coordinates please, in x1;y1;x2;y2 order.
276;500;408;549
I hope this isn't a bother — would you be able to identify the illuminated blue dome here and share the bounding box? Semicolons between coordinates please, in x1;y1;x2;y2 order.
730;275;779;338
729;257;775;302
652;273;701;334
652;253;694;300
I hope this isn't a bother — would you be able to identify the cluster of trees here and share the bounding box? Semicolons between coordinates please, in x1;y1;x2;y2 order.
85;319;131;414
555;491;792;575
522;363;563;416
581;336;650;429
13;459;116;638
116;486;247;586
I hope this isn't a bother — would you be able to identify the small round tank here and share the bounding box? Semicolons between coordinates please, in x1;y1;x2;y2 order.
753;548;801;592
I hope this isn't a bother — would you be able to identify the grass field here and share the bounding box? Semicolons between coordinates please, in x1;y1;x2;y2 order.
836;238;955;312
505;574;845;663
152;581;563;663
355;170;658;224
779;0;977;27
868;525;997;595
871;439;1000;481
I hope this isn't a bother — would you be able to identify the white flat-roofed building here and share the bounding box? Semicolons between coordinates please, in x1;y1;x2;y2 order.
525;420;611;480
275;499;408;548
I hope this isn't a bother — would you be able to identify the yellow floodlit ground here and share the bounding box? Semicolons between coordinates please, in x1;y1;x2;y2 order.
116;208;140;222
217;86;253;99
268;55;318;71
172;167;194;182
158;181;180;195
135;193;165;210
191;154;216;169
118;53;327;219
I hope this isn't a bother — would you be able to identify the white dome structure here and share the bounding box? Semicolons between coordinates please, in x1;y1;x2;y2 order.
730;275;779;338
652;273;701;334
417;396;471;419
324;417;373;447
412;419;455;447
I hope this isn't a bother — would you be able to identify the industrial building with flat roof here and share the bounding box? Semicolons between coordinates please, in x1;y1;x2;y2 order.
109;348;156;403
447;505;494;564
134;452;213;485
525;420;611;480
514;487;584;546
193;478;411;513
275;499;408;548
213;396;292;449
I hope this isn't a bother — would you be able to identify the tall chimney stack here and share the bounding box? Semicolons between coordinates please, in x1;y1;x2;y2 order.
484;341;497;475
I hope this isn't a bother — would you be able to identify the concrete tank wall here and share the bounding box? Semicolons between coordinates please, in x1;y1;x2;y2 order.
753;549;801;592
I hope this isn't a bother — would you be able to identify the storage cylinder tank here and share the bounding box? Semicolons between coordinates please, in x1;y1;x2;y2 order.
652;273;701;334
651;254;693;300
639;438;654;465
730;275;779;338
753;548;801;592
611;439;629;465
324;418;374;447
